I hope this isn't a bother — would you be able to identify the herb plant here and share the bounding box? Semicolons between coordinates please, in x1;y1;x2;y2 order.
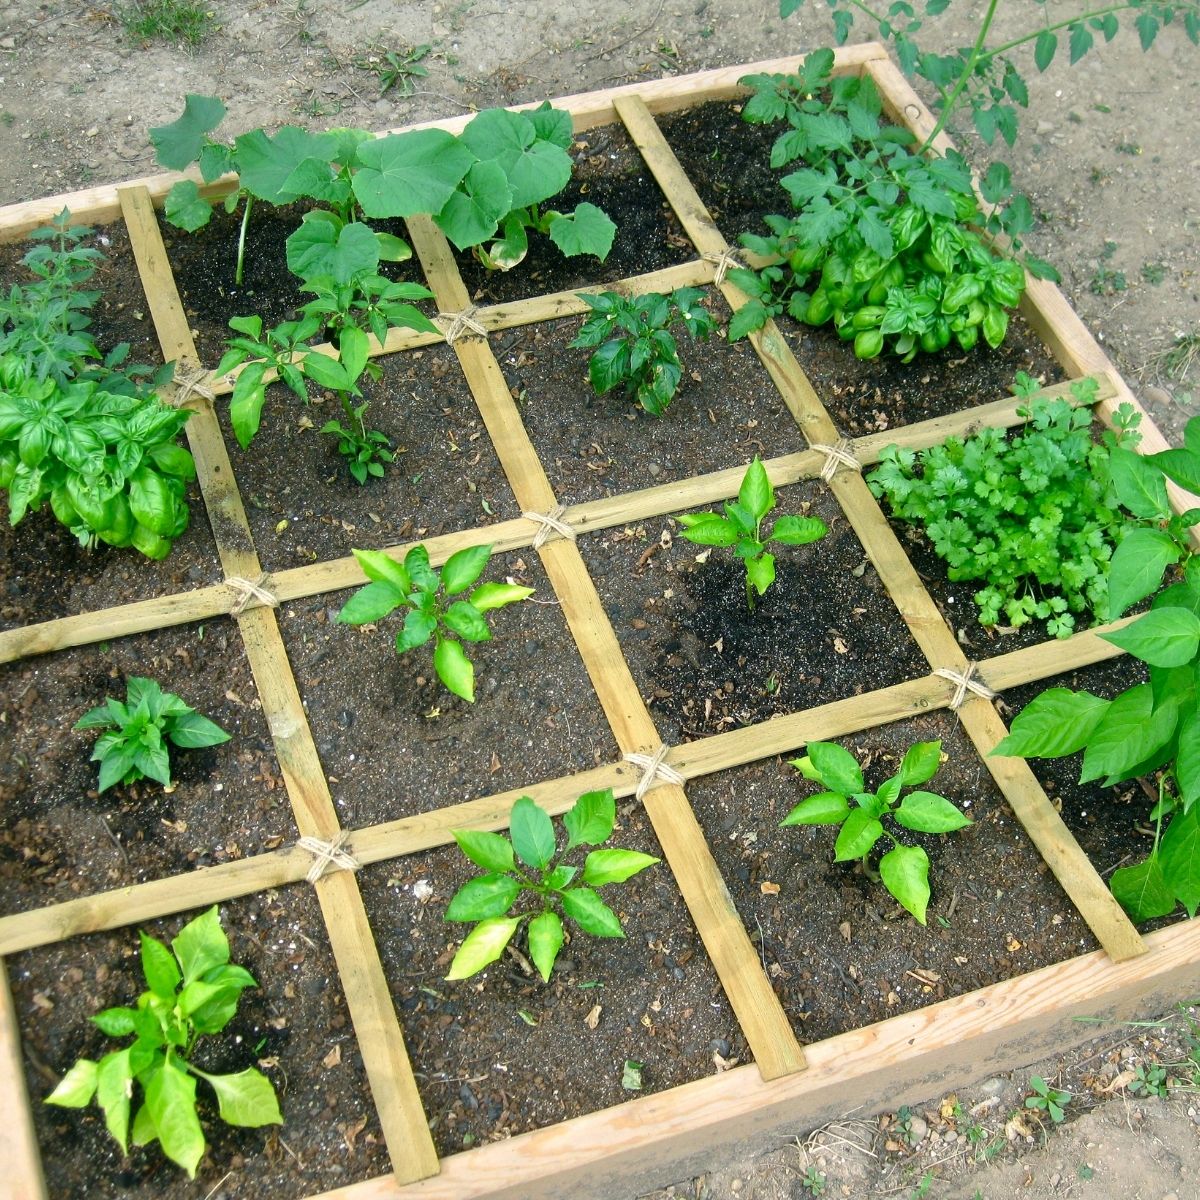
75;676;230;793
992;415;1200;923
336;544;533;702
45;906;281;1178
868;377;1139;637
570;287;715;415
445;790;660;981
676;456;827;609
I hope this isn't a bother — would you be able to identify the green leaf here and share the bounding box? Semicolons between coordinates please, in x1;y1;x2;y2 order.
337;325;370;386
442;544;492;594
1161;806;1200;916
353;129;474;218
91;1006;139;1037
1102;609;1200;668
992;689;1110;758
1147;447;1200;495
462;108;574;208
563;788;616;851
436;159;513;249
167;711;230;750
738;457;773;523
879;844;931;924
351;547;411;591
433;637;475;702
745;551;776;597
1034;30;1058;72
170;907;230;986
581;848;660;886
163;180;213;232
561;887;625;937
192;1066;281;1128
527;911;564;982
140;931;181;999
145;1059;205;1178
805;742;864;795
444;601;491;643
834;809;883;861
1178;707;1200;809
445;873;520;921
1110;854;1176;923
1110;447;1170;519
234;126;336;204
546;202;617;262
510;795;556;870
336;579;404;625
286;218;380;285
770;515;827;545
469;581;534;612
894;791;972;833
446;916;521;979
452;828;515;874
96;1049;134;1150
898;741;942;787
1080;684;1172;784
150;94;227;169
780;791;851;826
45;1058;99;1108
676;513;740;546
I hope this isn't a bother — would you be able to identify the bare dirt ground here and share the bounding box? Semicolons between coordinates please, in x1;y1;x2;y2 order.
1;2;1198;1197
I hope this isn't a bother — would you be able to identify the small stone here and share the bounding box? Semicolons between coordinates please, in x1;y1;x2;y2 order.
907;1115;928;1141
1036;120;1055;135
1143;384;1173;408
647;461;662;477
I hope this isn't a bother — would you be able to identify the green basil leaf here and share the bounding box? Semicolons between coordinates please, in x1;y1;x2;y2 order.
805;742;865;794
833;809;883;861
1101;608;1200;668
991;688;1109;758
1110;853;1176;923
452;828;515;874
1161;805;1200;916
898;740;942;787
336;579;404;625
442;544;492;594
433;636;475;702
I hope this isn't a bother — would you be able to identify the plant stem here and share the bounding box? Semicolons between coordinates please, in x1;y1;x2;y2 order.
235;194;254;287
918;0;1001;152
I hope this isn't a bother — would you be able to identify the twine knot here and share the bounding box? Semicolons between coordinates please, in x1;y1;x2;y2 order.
624;744;685;801
227;573;278;616
436;304;488;343
810;438;861;483
522;504;576;550
171;364;216;406
934;662;998;710
703;248;744;285
296;831;361;883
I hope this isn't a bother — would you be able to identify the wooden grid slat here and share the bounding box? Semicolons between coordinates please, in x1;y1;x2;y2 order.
0;959;48;1200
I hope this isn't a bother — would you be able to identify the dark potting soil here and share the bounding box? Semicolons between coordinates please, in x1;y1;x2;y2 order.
215;341;518;572
580;482;930;744
358;813;747;1157
278;551;618;828
12;889;387;1200
454;121;697;306
498;294;808;505
687;710;1100;1043
0;621;287;915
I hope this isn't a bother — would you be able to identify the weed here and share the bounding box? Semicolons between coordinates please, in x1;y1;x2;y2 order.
800;1165;826;1196
1141;261;1167;286
115;0;215;46
357;43;431;96
1128;1061;1171;1098
1025;1075;1071;1123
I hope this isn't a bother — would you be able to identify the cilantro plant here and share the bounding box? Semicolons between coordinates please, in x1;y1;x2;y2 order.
75;676;230;793
570;287;716;415
868;377;1140;637
782;739;971;924
993;415;1200;923
336;544;533;702
445;790;660;981
216;270;438;478
45;906;281;1178
0;210;194;559
676;457;827;610
728;50;1033;358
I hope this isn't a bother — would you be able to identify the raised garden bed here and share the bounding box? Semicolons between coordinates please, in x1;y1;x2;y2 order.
2;44;1199;1200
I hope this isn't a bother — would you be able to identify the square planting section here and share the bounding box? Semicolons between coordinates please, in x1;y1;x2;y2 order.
1;46;1198;1200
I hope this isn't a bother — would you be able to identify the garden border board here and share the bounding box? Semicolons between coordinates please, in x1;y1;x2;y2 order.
2;44;1199;1200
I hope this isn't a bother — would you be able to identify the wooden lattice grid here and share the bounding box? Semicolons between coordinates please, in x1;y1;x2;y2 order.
2;44;1200;1200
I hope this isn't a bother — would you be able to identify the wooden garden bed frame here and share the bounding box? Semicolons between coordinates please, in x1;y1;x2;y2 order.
3;43;1199;1200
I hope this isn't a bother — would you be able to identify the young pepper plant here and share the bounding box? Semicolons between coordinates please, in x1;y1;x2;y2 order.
336;544;533;702
676;456;827;610
445;790;660;981
45;906;281;1178
782;739;972;924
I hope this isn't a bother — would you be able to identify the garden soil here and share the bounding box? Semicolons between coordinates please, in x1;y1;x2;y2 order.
1;2;1199;1198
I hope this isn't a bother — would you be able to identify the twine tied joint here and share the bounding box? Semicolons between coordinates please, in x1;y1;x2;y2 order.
227;573;278;616
810;438;861;483
522;504;576;550
703;248;744;286
296;831;361;884
436;304;488;343
171;364;216;407
934;662;998;711
624;744;685;801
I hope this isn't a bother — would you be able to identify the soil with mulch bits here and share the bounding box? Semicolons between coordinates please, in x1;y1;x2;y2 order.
359;809;748;1157
12;889;387;1200
456;121;697;306
278;551;618;828
0;620;286;915
581;481;929;744
497;293;808;505
687;710;1100;1044
215;341;518;572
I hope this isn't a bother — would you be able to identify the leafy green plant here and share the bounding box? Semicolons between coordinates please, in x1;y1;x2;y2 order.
0;211;194;558
1025;1075;1071;1124
357;43;431;96
116;0;215;45
335;544;533;702
570;287;715;415
215;270;437;474
676;457;827;610
45;906;281;1178
445;790;660;981
74;676;230;793
801;1165;827;1196
868;377;1141;637
728;49;1036;357
782;739;971;924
